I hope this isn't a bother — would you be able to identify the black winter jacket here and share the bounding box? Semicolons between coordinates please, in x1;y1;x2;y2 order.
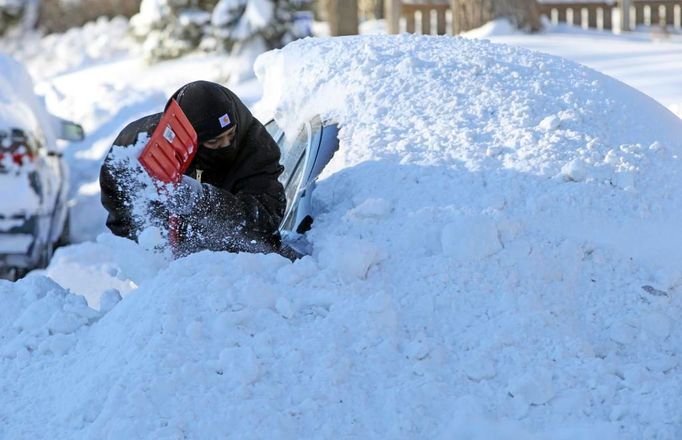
99;83;286;256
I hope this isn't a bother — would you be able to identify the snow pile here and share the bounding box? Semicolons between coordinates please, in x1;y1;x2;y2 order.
0;16;134;82
252;36;682;438
2;34;682;438
44;233;167;309
0;276;101;360
0;53;56;144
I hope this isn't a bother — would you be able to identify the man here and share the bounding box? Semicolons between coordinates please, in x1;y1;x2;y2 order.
100;80;288;257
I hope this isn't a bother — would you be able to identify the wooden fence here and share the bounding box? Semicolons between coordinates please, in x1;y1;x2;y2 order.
386;0;682;34
538;2;615;29
386;0;454;34
401;2;450;34
539;1;682;30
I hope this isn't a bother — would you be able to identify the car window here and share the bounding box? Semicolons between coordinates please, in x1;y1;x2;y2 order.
1;129;36;156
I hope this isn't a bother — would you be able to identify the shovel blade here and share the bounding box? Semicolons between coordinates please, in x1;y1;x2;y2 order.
138;99;197;184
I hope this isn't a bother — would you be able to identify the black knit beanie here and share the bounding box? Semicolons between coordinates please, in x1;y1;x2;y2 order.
167;81;237;143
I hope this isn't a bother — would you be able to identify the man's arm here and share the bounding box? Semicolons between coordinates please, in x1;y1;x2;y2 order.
99;114;162;240
181;120;286;251
100;156;136;239
199;176;286;240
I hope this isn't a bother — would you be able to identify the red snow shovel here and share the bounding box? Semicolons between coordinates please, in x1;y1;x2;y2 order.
138;99;197;184
138;99;198;251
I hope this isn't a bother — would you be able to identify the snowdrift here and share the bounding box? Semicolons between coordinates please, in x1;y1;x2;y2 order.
2;35;682;439
0;54;57;145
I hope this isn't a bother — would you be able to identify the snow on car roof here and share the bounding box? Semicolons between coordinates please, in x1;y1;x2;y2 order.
256;34;681;174
0;53;56;145
256;34;682;267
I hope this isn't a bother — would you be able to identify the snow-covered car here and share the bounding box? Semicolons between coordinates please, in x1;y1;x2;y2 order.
266;116;339;254
0;54;84;280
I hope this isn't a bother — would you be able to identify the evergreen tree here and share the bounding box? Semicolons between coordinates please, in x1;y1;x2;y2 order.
0;0;38;36
130;0;311;63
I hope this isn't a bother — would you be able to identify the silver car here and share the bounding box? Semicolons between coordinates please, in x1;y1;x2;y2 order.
0;54;83;280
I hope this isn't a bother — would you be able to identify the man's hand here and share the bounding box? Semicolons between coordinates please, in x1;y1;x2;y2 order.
166;176;204;215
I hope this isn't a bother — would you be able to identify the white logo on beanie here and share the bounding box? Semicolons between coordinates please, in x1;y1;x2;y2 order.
218;113;231;128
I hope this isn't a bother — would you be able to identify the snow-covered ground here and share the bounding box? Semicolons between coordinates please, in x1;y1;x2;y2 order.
1;18;682;439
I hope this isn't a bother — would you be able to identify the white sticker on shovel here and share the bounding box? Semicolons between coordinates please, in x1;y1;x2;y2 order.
163;125;176;143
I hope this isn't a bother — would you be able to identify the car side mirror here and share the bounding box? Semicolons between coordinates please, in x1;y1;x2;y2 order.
58;120;85;142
